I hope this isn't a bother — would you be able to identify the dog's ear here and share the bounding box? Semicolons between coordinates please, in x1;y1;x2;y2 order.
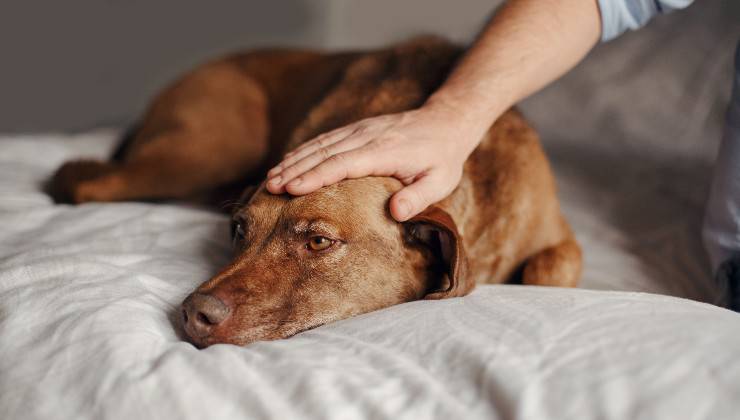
404;206;473;299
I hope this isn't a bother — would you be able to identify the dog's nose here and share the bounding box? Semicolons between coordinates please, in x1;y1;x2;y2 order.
181;292;231;340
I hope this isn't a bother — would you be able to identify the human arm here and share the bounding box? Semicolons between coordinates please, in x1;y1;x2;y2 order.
266;0;691;221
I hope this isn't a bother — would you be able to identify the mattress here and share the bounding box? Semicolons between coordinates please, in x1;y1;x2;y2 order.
2;1;740;419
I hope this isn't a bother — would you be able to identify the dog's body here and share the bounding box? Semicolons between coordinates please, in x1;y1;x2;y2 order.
51;37;581;347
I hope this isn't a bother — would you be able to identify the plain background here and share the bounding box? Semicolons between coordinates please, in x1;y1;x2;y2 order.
0;0;496;132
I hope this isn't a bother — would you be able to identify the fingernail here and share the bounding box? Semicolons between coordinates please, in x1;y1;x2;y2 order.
269;176;282;185
397;198;411;220
268;167;281;176
287;177;302;187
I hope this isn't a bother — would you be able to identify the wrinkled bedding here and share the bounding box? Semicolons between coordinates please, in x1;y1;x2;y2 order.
2;1;740;419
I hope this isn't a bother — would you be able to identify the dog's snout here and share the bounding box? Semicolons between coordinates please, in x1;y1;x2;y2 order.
182;292;231;340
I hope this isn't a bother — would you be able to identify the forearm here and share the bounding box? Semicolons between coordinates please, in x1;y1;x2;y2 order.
267;0;698;221
425;0;602;144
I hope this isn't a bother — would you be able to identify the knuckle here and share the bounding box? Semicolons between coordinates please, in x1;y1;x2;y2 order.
365;138;387;152
327;153;346;165
377;136;396;148
317;146;332;161
316;135;331;148
351;124;368;136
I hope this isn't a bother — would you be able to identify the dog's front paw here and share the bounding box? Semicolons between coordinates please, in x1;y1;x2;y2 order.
46;160;117;204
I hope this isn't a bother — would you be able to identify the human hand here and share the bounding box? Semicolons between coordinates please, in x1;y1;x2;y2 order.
265;103;481;221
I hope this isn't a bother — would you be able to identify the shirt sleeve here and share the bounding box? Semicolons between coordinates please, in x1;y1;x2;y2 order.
597;0;695;42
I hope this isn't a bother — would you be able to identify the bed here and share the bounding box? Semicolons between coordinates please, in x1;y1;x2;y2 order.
2;1;740;419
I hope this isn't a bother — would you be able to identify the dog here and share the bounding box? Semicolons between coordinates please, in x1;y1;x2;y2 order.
50;36;582;347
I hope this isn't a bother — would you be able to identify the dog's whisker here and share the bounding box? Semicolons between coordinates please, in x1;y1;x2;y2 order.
219;199;242;212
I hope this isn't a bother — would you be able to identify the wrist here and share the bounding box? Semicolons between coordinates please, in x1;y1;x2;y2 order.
422;90;506;152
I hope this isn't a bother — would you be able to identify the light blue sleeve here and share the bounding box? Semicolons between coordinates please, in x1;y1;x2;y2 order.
597;0;695;42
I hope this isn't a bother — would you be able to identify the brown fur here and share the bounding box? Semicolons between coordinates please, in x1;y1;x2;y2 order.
50;36;582;347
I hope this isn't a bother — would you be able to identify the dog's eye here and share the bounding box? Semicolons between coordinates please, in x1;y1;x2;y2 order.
231;221;246;241
307;236;334;251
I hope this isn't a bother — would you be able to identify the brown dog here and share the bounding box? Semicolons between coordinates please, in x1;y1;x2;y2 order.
50;36;581;347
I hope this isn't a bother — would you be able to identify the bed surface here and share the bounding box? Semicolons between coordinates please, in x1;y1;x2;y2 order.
2;1;740;419
0;133;739;419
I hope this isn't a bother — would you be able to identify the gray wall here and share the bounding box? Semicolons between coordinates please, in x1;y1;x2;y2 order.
0;0;501;133
322;0;496;49
3;1;735;133
0;1;329;132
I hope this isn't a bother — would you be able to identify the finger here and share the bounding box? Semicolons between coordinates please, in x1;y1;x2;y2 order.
389;172;453;222
274;133;372;188
288;125;353;158
284;149;379;196
267;133;337;179
266;133;348;194
290;116;381;160
267;125;358;177
266;132;368;194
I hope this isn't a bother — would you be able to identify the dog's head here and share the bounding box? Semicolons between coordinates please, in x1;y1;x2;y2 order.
181;177;473;347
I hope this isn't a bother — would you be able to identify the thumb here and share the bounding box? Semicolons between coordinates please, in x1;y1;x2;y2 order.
390;173;451;222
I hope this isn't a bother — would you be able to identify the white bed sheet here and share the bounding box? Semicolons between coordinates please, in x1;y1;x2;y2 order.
0;120;738;420
2;1;740;419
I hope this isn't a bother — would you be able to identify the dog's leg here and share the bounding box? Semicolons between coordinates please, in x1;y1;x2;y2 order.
50;60;272;205
50;156;238;204
50;130;268;205
521;237;582;288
